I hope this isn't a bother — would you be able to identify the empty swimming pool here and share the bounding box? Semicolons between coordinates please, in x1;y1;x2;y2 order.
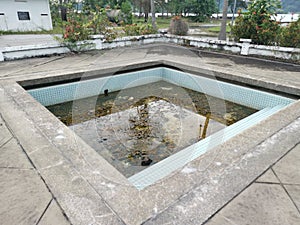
27;67;295;189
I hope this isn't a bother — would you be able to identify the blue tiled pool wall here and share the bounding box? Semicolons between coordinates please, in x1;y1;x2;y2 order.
28;67;164;106
28;67;294;109
27;67;295;190
162;68;294;109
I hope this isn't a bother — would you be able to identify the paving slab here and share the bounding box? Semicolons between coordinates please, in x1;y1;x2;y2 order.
38;199;70;225
0;168;52;225
0;44;299;224
256;169;280;183
205;183;300;225
0;138;33;169
285;185;300;211
273;144;300;184
0;117;12;147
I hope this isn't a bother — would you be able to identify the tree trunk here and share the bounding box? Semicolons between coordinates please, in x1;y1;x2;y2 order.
145;12;149;22
150;0;157;30
218;0;228;40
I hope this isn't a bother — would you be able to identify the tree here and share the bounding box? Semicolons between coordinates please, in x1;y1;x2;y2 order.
218;0;228;40
150;0;157;29
121;0;133;24
192;0;217;22
228;0;247;13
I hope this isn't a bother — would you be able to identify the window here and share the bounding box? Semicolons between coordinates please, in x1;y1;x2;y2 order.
17;11;30;20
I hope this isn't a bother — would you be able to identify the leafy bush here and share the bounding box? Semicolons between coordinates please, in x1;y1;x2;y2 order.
280;19;300;48
62;6;118;43
123;23;157;36
86;8;110;34
231;0;282;45
168;16;189;36
120;0;133;25
63;13;90;42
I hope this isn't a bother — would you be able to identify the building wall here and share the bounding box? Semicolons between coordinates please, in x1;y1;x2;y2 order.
0;0;52;31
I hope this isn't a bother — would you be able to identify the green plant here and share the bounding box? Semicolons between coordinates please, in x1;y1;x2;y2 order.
63;13;90;43
168;16;189;36
231;0;282;45
280;19;300;48
87;8;110;34
61;5;118;44
120;0;133;25
122;23;157;36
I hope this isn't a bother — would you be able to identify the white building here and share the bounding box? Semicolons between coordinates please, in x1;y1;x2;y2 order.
0;0;52;31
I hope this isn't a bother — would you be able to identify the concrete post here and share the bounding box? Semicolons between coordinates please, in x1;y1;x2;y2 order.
240;38;252;55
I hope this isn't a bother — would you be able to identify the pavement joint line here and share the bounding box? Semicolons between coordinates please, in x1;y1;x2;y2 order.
0;167;34;170
35;198;53;225
146;116;300;224
201;120;300;225
255;181;281;184
51;197;72;225
2;89;123;223
1;109;59;212
282;183;300;186
0;136;13;149
81;174;129;225
271;164;300;215
33;56;66;67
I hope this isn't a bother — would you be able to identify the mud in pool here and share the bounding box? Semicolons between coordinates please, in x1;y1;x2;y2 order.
47;81;257;177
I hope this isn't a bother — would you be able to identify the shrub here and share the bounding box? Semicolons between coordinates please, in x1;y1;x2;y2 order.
87;8;111;35
280;19;300;48
123;23;157;36
62;6;118;43
63;13;90;43
168;16;189;36
120;0;133;25
231;0;282;45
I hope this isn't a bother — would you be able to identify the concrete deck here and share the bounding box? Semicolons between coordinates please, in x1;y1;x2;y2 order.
0;43;299;225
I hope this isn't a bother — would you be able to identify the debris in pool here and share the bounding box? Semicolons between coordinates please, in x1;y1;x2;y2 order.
46;80;258;177
198;124;202;140
104;89;109;96
141;157;152;166
223;112;237;122
98;138;108;143
88;110;94;115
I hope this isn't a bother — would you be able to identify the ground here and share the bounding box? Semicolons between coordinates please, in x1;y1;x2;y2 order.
0;43;299;225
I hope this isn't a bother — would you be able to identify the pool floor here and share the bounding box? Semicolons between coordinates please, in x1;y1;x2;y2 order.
47;81;257;177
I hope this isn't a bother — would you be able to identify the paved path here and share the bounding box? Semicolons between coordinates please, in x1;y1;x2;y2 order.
0;34;60;48
0;43;299;225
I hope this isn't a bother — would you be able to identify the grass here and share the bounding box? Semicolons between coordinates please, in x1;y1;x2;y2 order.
208;26;231;33
132;16;171;29
0;25;63;35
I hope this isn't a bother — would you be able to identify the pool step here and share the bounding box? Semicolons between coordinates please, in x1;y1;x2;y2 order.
128;105;286;190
